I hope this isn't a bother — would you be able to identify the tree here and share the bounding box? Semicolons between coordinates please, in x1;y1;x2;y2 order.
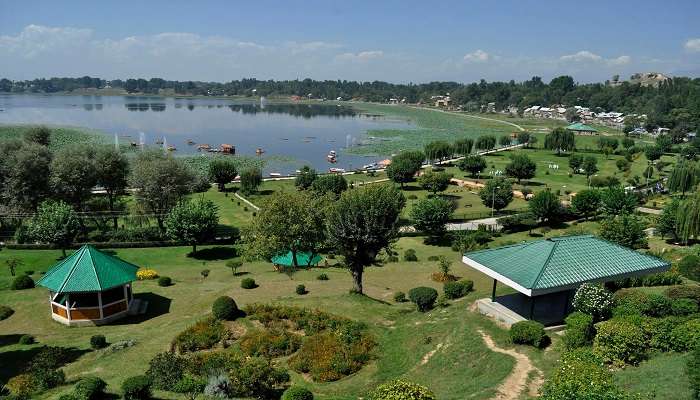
24;126;51;146
457;155;487;178
423;141;452;163
208;159;238;191
28;200;80;257
410;197;455;240
239;167;262;195
479;178;513;211
225;260;243;276
676;192;700;243
600;186;637;215
386;151;423;187
656;135;673;152
475;135;497;151
656;198;679;240
668;160;698;196
50;144;98;210
325;184;405;294
95;147;129;230
597;137;619;152
644;145;663;162
453;138;473;156
544;128;575;155
599;214;648;249
571;189;601;220
311;174;347;197
516;132;531;147
417;170;452;194
505;153;536;183
569;153;583;173
621;137;635;149
294;165;317;190
529;189;562;224
499;135;512;147
165;197;219;254
5;258;22;277
0;141;52;211
245;191;326;268
582;156;598;179
129;151;194;231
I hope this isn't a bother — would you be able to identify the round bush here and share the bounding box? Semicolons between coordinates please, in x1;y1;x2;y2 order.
282;386;314;400
0;305;14;321
572;283;614;321
316;273;329;281
408;287;439;312
678;255;700;281
121;375;152;400
665;285;700;303
443;280;473;300
612;289;651;317
296;284;307;295
157;276;172;287
510;320;547;348
212;296;238;320
393;291;406;302
90;335;107;349
670;318;700;352
241;278;257;289
403;249;418;262
593;317;647;366
563;312;595;350
671;298;698;315
11;274;35;290
369;379;436;400
19;334;35;345
74;376;107;400
146;352;185;390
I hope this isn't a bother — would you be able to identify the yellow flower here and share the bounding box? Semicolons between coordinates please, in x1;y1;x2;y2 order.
137;268;159;280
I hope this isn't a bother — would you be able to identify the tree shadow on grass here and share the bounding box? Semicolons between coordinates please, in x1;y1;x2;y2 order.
189;246;237;261
400;185;423;192
0;346;89;383
110;293;171;325
0;334;24;347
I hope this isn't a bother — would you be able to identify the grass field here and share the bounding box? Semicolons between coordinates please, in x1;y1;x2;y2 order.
614;352;694;400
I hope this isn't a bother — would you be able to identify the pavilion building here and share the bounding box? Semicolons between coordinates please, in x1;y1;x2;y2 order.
565;122;598;135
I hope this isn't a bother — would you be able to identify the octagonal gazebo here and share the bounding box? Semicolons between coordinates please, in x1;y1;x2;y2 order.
37;245;139;326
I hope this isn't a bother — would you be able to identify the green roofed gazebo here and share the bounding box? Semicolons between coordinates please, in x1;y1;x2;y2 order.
565;122;598;135
463;235;669;325
271;251;323;269
37;245;139;326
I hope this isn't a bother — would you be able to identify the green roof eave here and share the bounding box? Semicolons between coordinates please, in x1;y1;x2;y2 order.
271;251;323;267
565;122;598;132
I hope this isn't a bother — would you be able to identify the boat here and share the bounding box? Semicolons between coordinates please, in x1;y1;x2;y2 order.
220;144;235;154
197;144;211;151
186;139;195;145
256;148;265;155
167;145;176;151
329;168;346;173
269;173;282;178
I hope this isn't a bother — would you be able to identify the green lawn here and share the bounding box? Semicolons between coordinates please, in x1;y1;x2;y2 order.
615;352;694;400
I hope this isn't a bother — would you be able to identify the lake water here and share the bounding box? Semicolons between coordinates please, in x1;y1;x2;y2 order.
0;94;415;174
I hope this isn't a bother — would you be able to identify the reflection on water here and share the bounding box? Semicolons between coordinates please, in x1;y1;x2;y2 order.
0;94;413;173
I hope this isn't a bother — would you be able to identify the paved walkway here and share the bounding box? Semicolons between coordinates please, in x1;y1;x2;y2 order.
637;206;662;215
446;217;501;231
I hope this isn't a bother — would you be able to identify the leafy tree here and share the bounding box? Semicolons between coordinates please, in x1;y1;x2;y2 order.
656;135;673;152
677;192;700;243
516;132;531;147
50;144;98;210
423;141;452;163
294;165;317;190
505;153;536;183
571;189;601;220
569;153;583;173
245;191;326;268
599;214;648;249
24;126;51;146
5;258;22;277
417;170;452;194
239;167;263;195
544;128;575;155
668;160;698;196
0;141;52;211
325;184;405;294
600;186;637;215
616;159;630;172
457;155;487;178
311;174;347;197
499;135;512;147
28;200;80;257
597;137;619;152
410;197;455;239
644;145;663;162
529;189;562;224
453;138;473;156
95;147;129;230
656;199;679;240
582;156;599;179
129;151;194;231
621;137;635;149
208;159;238;191
475;135;497;151
386;151;423;187
479;177;513;212
165;197;219;254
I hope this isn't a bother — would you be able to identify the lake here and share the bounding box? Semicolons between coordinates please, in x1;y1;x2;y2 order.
0;94;415;174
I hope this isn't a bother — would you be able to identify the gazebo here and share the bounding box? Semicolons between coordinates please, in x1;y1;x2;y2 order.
565;122;598;135
462;235;669;326
271;251;323;271
37;245;139;326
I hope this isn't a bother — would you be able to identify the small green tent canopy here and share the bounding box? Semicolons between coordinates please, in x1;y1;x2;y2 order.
271;251;323;267
37;245;139;293
565;122;598;133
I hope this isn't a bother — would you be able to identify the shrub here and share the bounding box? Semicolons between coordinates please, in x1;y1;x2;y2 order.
510;321;547;347
226;356;290;398
665;285;700;303
393;291;406;302
241;278;257;289
645;293;673;317
670;319;700;352
74;376;107;400
403;248;418;262
369;379;436;400
0;305;14;320
643;316;686;352
172;317;227;353
689;342;700;400
408;287;439;312
136;268;159;280
172;375;206;398
563;312;595;350
204;373;232;398
11;274;35;290
239;329;302;358
212;296;239;320
121;375;152;400
316;273;329;281
5;373;36;398
157;276;172;287
295;284;307;295
427;255;440;262
281;386;314;400
612;288;651;317
593;317;647;366
671;298;699;315
443;279;473;299
678;255;700;281
288;330;374;382
572;283;614;321
90;335;107;349
146;352;185;390
19;334;35;345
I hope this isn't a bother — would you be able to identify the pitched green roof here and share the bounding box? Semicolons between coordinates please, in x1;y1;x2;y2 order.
566;122;598;132
463;235;669;295
271;251;322;267
37;245;139;293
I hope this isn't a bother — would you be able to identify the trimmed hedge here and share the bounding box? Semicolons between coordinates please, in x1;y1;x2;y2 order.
316;273;329;281
393;291;406;302
281;386;314;400
0;305;14;321
90;335;107;349
678;255;700;281
296;284;307;295
593;317;647;366
403;249;418;262
443;279;473;299
670;319;700;352
665;285;700;303
212;296;238;320
408;287;439;312
241;278;257;289
19;334;35;345
74;376;107;400
510;320;547;348
11;274;35;290
121;375;152;400
369;379;436;400
157;276;172;287
563;312;595;350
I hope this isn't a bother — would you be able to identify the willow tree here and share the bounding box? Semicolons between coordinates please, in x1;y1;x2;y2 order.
676;192;700;244
667;160;699;196
453;138;474;156
544;128;575;155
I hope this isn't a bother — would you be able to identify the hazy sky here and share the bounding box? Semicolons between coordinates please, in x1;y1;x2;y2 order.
1;0;699;83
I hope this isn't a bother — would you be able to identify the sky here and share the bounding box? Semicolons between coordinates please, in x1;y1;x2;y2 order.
1;0;699;84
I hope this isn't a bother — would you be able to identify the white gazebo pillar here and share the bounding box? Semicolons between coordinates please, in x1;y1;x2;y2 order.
65;294;71;323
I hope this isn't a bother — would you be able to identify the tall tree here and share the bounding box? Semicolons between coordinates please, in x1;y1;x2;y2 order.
294;165;317;190
479;177;513;212
23;126;51;147
457;155;486;178
208;159;238;191
95;147;129;230
410;196;455;240
667;160;698;196
386;150;423;187
505;153;537;183
325;184;405;294
453;138;474;156
528;189;562;224
311;174;348;197
676;192;700;244
656;198;679;240
569;153;584;173
424;141;452;163
475;135;497;151
600;186;638;215
417;170;452;194
644;146;663;162
582;156;599;179
28;200;80;257
239;167;262;195
165;197;219;254
0;141;52;211
50;144;98;210
599;214;648;249
544;128;575;155
570;189;601;220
